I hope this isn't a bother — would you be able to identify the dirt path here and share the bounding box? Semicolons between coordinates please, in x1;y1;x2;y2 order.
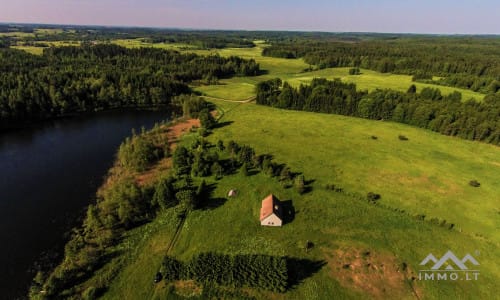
202;95;256;103
166;213;187;254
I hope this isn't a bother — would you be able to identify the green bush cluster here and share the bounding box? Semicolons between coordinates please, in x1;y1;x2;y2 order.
161;252;288;292
117;125;170;172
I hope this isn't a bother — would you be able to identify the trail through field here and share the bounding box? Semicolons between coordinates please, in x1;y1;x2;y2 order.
202;95;256;103
166;214;186;254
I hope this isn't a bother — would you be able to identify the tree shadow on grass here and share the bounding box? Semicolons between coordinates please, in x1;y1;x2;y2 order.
246;168;260;176
287;257;327;290
212;120;234;129
198;183;227;210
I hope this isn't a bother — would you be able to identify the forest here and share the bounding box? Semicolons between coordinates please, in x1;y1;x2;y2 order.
262;38;500;94
256;78;500;145
0;44;260;128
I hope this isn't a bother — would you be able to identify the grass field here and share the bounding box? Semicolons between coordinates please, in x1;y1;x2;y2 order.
11;41;81;55
192;44;485;102
112;38;197;50
98;108;499;299
210;101;500;244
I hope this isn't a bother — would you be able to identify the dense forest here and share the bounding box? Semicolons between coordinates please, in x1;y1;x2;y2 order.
262;39;500;94
256;78;500;145
0;44;260;128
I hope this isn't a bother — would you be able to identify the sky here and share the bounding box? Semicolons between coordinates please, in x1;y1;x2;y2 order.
0;0;499;34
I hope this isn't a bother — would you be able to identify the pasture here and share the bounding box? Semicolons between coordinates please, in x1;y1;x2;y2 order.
98;111;499;299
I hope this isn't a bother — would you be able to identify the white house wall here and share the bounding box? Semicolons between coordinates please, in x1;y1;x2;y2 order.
261;214;282;227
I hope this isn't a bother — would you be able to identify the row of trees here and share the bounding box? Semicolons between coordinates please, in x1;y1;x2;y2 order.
161;252;288;292
262;38;500;93
0;44;260;128
256;78;500;145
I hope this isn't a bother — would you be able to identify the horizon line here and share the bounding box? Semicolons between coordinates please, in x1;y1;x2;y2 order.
1;21;500;37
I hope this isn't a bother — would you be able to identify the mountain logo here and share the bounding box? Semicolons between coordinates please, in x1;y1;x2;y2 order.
420;250;479;270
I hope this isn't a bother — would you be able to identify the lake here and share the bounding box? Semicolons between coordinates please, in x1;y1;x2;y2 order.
0;110;170;299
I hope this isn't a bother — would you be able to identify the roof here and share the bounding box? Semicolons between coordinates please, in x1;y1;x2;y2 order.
260;194;282;221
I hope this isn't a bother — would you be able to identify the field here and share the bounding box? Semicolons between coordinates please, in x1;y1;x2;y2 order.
112;38;197;50
98;104;500;299
191;44;485;102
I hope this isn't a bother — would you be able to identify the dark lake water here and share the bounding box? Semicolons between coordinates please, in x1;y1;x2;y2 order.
0;110;170;299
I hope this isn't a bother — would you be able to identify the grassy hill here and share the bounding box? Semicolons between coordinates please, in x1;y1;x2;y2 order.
94;102;499;299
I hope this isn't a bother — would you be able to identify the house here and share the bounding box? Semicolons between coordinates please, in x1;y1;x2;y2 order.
259;194;283;227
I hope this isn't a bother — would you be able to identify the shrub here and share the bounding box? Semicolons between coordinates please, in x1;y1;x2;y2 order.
349;67;361;75
118;136;159;172
241;162;249;176
295;175;306;194
469;180;481;187
367;192;381;202
161;256;185;281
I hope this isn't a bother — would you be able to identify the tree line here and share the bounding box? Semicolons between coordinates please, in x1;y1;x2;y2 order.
256;78;500;145
0;44;260;128
262;38;500;94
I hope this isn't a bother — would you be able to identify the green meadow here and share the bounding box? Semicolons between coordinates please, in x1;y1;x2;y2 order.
191;44;484;102
97;106;499;299
210;100;500;244
112;38;197;50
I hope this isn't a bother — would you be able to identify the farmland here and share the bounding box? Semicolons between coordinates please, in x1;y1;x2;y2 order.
2;26;498;299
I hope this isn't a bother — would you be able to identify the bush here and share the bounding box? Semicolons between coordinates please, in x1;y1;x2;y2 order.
469;180;481;187
349;67;361;75
178;252;288;292
161;256;185;281
295;175;306;194
118;135;159;172
241;162;249;176
367;192;381;202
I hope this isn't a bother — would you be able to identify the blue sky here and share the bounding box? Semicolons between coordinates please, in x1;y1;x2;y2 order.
1;0;499;34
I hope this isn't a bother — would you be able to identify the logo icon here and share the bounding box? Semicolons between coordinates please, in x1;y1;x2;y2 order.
418;250;480;281
420;250;479;270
